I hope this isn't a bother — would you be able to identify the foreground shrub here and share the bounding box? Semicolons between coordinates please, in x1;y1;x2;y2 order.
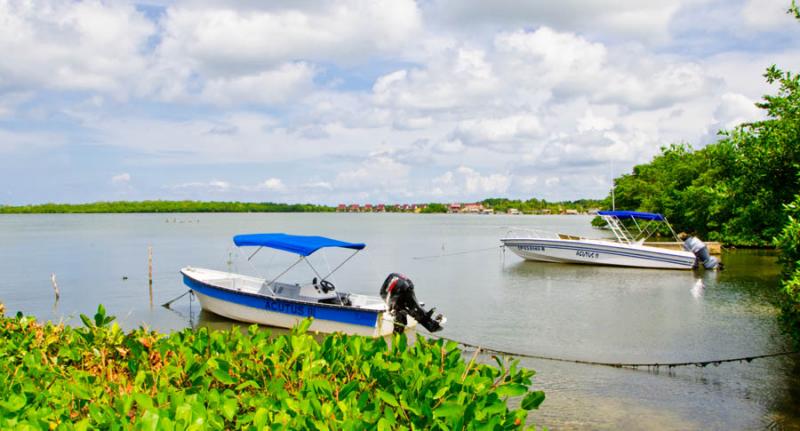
0;305;544;430
775;196;800;346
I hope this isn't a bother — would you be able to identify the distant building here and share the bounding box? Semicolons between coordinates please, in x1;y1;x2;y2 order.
448;203;462;213
507;208;520;215
376;204;386;212
337;204;346;212
564;209;579;215
349;204;360;212
461;203;483;214
480;208;494;215
364;204;373;212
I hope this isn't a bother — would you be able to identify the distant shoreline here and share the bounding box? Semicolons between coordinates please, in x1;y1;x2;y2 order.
0;199;604;215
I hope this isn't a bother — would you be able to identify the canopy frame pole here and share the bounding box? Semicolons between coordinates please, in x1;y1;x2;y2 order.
663;217;681;242
302;256;324;281
262;255;304;296
321;250;361;281
247;246;263;261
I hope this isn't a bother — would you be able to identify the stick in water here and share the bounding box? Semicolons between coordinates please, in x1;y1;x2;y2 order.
50;273;60;300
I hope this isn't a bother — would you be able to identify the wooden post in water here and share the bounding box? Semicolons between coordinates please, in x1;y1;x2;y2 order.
50;273;60;301
148;246;153;307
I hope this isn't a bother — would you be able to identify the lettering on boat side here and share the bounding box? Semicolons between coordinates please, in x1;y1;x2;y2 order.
264;298;309;317
576;250;599;259
518;245;545;252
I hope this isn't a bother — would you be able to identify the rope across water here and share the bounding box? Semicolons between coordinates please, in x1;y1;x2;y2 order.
421;332;800;370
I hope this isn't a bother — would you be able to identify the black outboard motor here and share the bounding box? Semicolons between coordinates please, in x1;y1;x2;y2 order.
683;236;720;270
380;273;445;334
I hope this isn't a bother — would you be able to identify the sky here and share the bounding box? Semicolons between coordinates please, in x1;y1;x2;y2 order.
1;0;799;205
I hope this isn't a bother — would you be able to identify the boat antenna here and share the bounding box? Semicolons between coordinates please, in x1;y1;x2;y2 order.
610;160;616;211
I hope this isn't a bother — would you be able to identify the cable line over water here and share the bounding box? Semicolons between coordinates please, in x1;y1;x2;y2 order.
421;332;800;370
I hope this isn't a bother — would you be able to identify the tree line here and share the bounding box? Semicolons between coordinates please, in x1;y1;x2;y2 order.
0;201;335;214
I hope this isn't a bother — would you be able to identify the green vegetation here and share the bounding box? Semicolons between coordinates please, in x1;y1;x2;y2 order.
0;201;334;214
0;304;544;429
775;194;800;346
420;203;448;213
482;198;603;214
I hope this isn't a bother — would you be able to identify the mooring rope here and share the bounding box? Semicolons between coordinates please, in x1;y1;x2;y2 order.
412;245;504;260
422;333;800;370
161;290;192;308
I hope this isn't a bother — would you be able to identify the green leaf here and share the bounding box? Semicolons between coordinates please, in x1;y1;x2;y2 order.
94;304;107;326
338;381;359;400
221;397;238;421
0;393;26;412
495;383;527;398
377;390;399;407
79;313;93;328
521;391;546;410
433;401;463;419
212;368;236;385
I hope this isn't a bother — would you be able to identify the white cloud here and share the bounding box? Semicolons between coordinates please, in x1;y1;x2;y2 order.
454;114;544;147
0;1;154;97
335;154;410;191
372;47;500;110
429;166;511;199
157;1;421;75
422;0;692;43
171;180;231;192
200;63;315;106
111;173;131;185
2;0;799;204
255;178;286;192
741;0;796;31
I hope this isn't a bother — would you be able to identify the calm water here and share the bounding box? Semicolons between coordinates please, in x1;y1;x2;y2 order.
0;213;797;430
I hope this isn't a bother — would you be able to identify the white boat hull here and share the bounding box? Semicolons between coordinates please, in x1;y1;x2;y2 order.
501;238;696;270
182;267;411;337
193;290;397;337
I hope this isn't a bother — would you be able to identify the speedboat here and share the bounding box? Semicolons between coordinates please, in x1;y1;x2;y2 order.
181;233;445;337
501;211;709;270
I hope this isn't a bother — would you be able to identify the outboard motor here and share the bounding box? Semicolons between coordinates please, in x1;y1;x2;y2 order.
380;273;445;334
683;236;720;270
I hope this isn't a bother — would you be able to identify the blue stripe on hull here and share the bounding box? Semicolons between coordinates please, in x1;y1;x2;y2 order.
503;240;695;267
182;274;379;328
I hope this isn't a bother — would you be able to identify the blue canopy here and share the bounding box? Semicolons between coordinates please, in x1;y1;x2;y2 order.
233;233;366;256
597;210;665;221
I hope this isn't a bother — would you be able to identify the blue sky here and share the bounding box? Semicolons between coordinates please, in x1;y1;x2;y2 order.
1;0;798;205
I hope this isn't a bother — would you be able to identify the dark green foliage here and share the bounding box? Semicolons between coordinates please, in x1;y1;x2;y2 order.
775;194;800;346
420;203;448;213
0;201;335;214
0;305;544;429
481;198;603;214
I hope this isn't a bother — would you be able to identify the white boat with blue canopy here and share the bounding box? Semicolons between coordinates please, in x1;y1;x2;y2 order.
181;233;445;337
501;211;701;270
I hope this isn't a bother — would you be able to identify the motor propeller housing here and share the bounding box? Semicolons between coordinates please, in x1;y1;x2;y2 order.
380;273;445;333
